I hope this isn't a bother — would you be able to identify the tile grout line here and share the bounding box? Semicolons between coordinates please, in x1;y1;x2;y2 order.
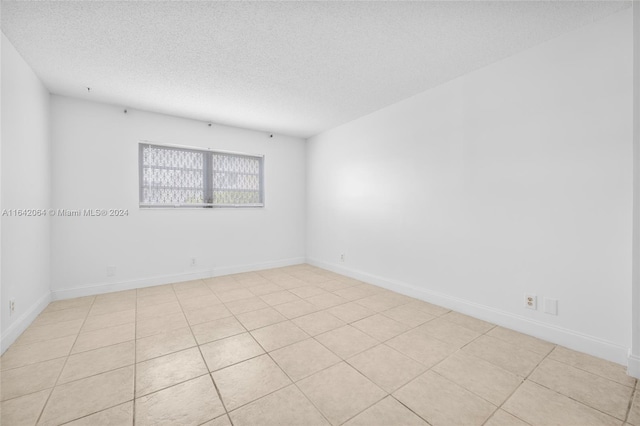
624;379;637;424
523;349;633;423
34;296;97;425
174;279;238;426
481;343;558;426
217;276;304;423
212;273;337;425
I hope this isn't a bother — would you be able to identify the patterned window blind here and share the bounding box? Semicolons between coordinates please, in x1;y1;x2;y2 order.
139;143;264;208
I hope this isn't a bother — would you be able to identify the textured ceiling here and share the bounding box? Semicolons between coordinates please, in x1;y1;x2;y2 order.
1;1;630;138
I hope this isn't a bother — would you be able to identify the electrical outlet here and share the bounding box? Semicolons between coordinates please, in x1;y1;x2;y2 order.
340;254;345;262
9;298;15;316
190;258;197;267
106;266;116;277
544;298;558;315
525;294;537;310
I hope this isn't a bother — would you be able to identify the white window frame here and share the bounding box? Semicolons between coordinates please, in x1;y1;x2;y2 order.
138;142;265;208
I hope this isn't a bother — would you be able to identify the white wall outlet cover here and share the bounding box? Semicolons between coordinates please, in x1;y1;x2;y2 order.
525;294;537;310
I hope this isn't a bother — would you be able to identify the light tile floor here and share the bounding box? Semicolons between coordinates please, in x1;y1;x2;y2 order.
1;264;637;425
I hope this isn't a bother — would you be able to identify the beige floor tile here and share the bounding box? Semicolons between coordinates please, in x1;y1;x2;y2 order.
136;327;196;362
137;292;178;308
135;347;208;397
462;335;544;377
343;396;428;426
271;338;340;381
94;290;136;304
72;323;135;354
137;284;174;298
487;327;555;355
549;346;636;388
441;311;495;333
39;366;134;426
354;283;388;294
333;286;377;301
292;311;346;336
15;318;83;346
386;328;457;367
179;294;223;311
0;388;50;426
405;300;450;317
272;277;308;289
44;296;95;313
212;354;291;411
175;286;214;301
529;358;633;420
82;309;136;332
135;375;225;426
0;358;65;401
259;290;300;306
502;381;619;426
290;286;328;299
202;414;232;426
191;316;246;345
1;335;75;370
355;293;409;312
136;301;182;320
394;371;496;426
316;325;378;359
432;351;522;405
250;321;309;352
230;384;329;426
306;293;349;309
415;317;481;348
327;302;376;323
298;362;385;426
347;344;426;392
484;410;529;426
381;304;435;327
628;392;640;426
65;401;133;425
235;273;269;286
32;306;90;327
273;299;320;319
183;305;232;326
137;312;189;337
89;299;136;316
205;275;237;288
172;279;207;293
352;314;410;342
248;283;283;296
60;340;135;384
200;333;265;371
225;297;270;315
216;288;255;303
315;280;353;292
236;307;286;330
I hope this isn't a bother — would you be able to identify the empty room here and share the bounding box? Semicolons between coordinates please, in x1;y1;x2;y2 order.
1;1;639;425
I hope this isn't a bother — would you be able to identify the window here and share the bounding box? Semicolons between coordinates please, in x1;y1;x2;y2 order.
139;143;264;208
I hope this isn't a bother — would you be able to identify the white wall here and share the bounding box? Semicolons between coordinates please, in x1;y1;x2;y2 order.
50;96;306;298
1;33;52;351
307;9;633;364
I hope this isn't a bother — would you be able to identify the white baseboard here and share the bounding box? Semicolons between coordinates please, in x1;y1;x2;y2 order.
628;353;640;378
1;291;52;354
52;257;306;301
307;258;630;367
